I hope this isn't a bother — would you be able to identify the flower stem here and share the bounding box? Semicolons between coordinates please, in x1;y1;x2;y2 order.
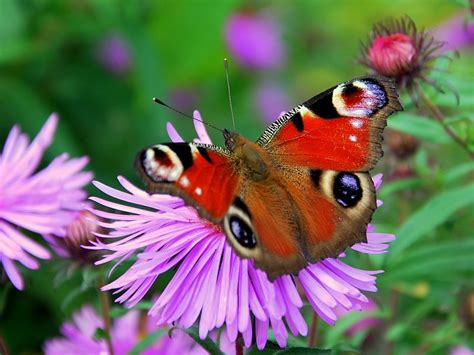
235;334;243;355
137;309;148;340
308;312;319;347
97;273;114;355
418;87;474;159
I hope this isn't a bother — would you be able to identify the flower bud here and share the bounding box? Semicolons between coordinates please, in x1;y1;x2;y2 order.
368;33;416;77
47;210;101;264
360;16;443;93
387;129;419;159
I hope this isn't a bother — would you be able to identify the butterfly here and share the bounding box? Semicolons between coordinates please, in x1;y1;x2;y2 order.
135;76;402;280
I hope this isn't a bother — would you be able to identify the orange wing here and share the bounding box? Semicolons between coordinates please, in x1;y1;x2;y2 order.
258;76;402;171
223;168;376;280
135;142;239;222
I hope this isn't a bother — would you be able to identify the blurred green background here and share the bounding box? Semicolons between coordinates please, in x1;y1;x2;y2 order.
0;0;473;354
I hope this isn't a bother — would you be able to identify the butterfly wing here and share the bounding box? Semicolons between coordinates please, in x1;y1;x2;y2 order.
283;168;376;267
220;167;375;280
135;142;239;222
220;177;307;279
257;76;402;171
229;76;401;278
135;76;401;280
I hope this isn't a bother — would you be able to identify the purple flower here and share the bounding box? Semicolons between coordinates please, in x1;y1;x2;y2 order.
0;114;92;290
44;305;206;355
225;11;285;69
450;345;474;355
169;87;200;112
89;111;395;349
97;34;132;74
255;82;290;124
433;14;474;52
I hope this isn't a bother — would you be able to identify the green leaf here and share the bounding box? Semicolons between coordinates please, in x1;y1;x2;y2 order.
388;183;474;261
93;327;109;341
185;327;223;355
378;177;424;198
275;348;332;354
388;114;450;143
128;329;166;355
110;300;152;318
386;300;437;340
444;162;474;184
414;149;430;177
246;345;279;355
383;239;474;282
324;309;384;347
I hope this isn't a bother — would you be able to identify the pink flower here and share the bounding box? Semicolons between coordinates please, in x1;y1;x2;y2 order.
44;305;206;355
0;114;92;290
225;11;285;69
89;111;395;349
360;16;443;91
368;33;416;77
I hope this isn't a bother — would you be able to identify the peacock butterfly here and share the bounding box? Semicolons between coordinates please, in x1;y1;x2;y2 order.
135;76;402;280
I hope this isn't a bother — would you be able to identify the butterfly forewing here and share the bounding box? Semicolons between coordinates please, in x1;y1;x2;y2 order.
135;143;240;221
257;76;402;171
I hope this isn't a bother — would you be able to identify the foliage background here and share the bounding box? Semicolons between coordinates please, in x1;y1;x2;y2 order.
0;0;472;354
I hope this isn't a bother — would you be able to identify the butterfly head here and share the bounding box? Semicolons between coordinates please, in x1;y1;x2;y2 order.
223;129;241;151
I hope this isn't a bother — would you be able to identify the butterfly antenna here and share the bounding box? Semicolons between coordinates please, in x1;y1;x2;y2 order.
152;97;224;133
224;58;236;130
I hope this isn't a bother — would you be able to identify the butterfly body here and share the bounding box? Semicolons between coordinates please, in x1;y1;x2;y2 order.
136;76;402;280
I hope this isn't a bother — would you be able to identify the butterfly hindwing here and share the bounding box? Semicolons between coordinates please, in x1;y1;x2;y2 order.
221;179;307;280
286;168;376;263
219;166;376;280
257;76;402;171
135;143;239;221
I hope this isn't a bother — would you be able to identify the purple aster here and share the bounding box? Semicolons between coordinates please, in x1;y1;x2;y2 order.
255;82;291;124
89;111;395;349
44;305;206;355
225;11;286;70
433;14;474;52
97;34;132;74
0;114;92;290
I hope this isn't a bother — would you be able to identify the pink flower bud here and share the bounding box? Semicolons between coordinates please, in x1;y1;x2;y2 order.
368;33;416;77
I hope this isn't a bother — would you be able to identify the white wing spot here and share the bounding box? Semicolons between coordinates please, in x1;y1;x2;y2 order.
180;176;190;187
349;135;358;142
351;119;364;128
195;187;202;196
